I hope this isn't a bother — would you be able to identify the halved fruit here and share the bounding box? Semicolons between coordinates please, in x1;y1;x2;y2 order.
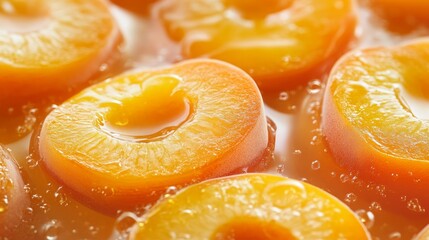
322;39;429;208
0;146;29;236
39;59;269;212
156;0;357;90
0;0;121;103
129;174;371;239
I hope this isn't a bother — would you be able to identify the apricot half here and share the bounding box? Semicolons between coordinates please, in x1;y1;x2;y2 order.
39;59;269;212
0;0;121;103
129;174;370;240
0;146;29;236
156;0;356;89
322;39;429;204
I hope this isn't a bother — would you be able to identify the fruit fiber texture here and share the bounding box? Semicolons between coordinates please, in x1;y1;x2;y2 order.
157;0;357;89
0;0;121;103
39;59;269;212
130;174;370;240
322;39;429;207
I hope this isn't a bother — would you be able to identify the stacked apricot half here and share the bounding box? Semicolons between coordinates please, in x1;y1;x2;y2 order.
130;174;370;239
0;146;28;236
0;0;121;104
322;39;429;205
156;0;357;89
39;59;270;212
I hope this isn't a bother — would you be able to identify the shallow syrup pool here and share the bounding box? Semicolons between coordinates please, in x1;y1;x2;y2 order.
2;1;429;239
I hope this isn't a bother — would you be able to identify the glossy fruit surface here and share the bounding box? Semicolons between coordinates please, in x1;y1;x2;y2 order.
39;59;269;212
130;174;370;240
0;0;121;103
157;0;357;89
322;39;429;203
0;146;28;236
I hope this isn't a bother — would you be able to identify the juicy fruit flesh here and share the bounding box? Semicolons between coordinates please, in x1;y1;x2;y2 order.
158;0;356;87
0;146;28;236
0;0;121;102
98;74;193;142
39;60;268;210
327;41;429;159
0;0;116;67
130;174;370;239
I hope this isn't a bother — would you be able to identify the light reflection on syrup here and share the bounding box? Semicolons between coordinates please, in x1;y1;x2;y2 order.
97;74;193;143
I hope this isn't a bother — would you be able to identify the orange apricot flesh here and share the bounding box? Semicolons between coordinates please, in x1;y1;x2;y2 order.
322;39;429;207
0;145;29;236
157;0;357;90
129;174;371;240
0;0;121;104
39;59;269;212
416;224;429;240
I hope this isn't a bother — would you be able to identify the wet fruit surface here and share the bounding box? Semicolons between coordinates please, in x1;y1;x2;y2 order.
130;174;370;240
157;0;357;89
0;0;121;103
2;0;429;239
322;39;429;210
39;59;269;212
0;145;29;237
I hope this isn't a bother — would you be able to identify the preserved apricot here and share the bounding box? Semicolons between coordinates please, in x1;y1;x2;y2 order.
0;0;121;103
322;39;429;207
129;174;371;240
39;59;269;212
156;0;357;89
0;146;29;236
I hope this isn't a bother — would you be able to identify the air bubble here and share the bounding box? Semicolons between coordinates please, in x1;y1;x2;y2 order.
54;187;68;206
276;164;285;174
165;186;178;195
22;207;34;223
339;173;350;183
99;63;109;72
279;92;289;101
292;149;302;155
88;225;100;236
388;232;401;239
26;154;39;168
311;160;320;170
407;198;426;213
91;186;115;197
41;219;61;240
354;209;375;229
369;201;382;211
344;193;357;203
113;212;140;239
306;79;323;94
